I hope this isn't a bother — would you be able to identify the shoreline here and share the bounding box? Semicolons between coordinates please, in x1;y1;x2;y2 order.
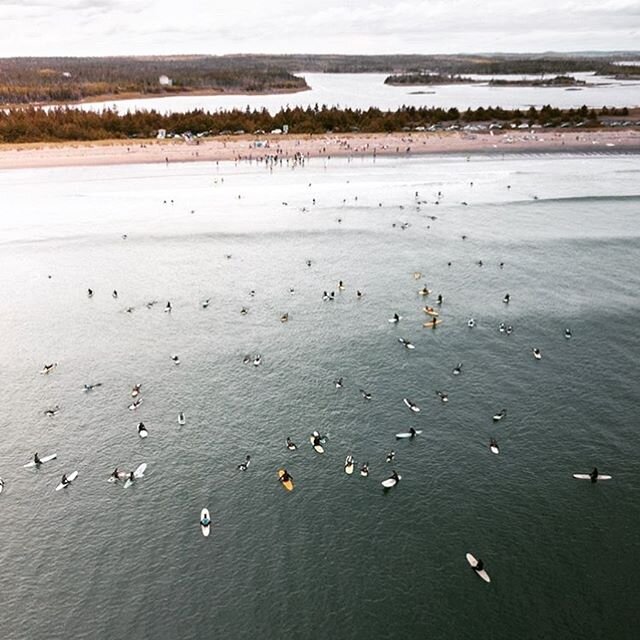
0;85;310;110
0;130;639;171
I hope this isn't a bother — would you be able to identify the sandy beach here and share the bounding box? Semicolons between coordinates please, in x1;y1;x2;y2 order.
0;129;638;170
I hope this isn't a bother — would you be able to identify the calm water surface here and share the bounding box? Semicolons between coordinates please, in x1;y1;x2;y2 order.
71;72;640;115
0;153;639;639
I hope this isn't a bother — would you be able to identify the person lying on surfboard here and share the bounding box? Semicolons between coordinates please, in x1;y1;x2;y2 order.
474;558;484;572
279;470;293;484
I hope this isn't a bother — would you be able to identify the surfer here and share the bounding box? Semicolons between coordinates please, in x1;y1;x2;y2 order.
360;463;369;476
437;294;443;305
334;377;343;389
34;452;42;466
237;455;251;471
165;301;172;312
590;467;599;483
419;286;429;296
200;513;211;526
356;290;363;298
111;468;120;481
390;470;400;483
286;437;297;451
87;288;93;298
391;313;400;323
360;389;372;400
386;451;395;463
137;422;146;434
409;427;418;438
453;363;462;375
473;558;484;572
60;473;69;487
171;355;180;364
112;290;118;299
128;471;135;483
279;469;293;484
312;434;323;448
503;293;510;303
565;328;572;339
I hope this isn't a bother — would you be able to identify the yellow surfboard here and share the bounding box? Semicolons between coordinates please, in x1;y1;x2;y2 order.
278;469;294;491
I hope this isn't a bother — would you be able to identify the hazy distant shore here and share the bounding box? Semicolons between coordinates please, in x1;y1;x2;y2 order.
0;130;638;170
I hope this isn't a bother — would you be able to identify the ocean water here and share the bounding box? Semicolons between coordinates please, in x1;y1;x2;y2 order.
0;152;639;639
71;72;640;115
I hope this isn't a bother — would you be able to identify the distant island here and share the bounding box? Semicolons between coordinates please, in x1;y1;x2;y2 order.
385;73;588;87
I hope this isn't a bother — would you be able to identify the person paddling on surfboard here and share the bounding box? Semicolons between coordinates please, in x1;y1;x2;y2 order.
473;558;484;572
60;474;69;487
312;434;322;448
34;452;42;466
409;428;418;438
590;467;599;483
279;469;293;484
111;468;120;481
200;513;211;527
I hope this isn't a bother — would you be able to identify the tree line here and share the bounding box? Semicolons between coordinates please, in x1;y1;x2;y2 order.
0;104;631;144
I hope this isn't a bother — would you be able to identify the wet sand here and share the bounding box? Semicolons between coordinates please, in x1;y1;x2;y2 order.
0;129;638;170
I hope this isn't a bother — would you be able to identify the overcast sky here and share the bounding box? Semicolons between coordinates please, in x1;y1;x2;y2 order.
0;0;638;57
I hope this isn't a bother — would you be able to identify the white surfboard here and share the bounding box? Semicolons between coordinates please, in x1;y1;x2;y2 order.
490;444;500;455
0;479;4;494
55;470;78;491
573;473;611;481
403;398;420;412
395;430;422;439
139;428;148;439
178;413;186;426
124;463;147;488
466;553;491;583
200;508;211;537
23;453;57;468
310;436;324;454
344;456;355;475
381;475;401;488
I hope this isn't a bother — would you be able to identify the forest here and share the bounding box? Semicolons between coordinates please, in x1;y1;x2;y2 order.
0;104;631;144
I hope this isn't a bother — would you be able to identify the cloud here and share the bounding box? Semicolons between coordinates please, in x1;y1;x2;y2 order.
0;0;637;56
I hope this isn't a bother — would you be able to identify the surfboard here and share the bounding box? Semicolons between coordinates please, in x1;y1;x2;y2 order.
23;453;57;468
55;470;78;491
278;469;294;491
573;474;612;481
344;456;355;475
381;475;401;488
388;316;402;323
396;430;422;439
466;553;490;583
360;467;369;477
490;444;500;455
178;413;186;425
200;508;211;537
423;319;443;328
138;428;148;439
418;289;431;296
124;463;147;488
423;308;439;317
309;435;324;454
403;398;420;412
0;479;4;495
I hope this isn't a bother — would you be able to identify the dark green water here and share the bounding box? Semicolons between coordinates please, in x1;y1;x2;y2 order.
0;153;639;639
